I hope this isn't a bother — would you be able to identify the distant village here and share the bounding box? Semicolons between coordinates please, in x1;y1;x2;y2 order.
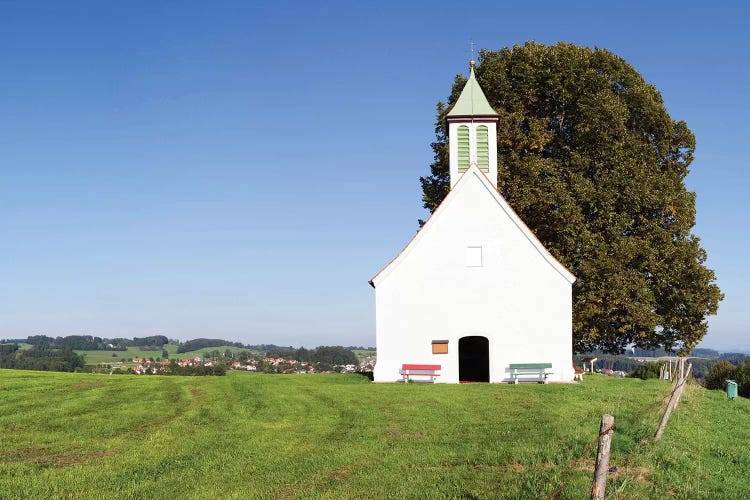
106;352;377;376
1;334;741;383
0;334;379;376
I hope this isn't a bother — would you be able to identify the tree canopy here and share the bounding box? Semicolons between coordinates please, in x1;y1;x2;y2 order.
420;42;722;355
0;345;85;372
176;338;244;353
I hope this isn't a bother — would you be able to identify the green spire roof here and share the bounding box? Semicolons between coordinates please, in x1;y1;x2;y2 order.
446;62;498;118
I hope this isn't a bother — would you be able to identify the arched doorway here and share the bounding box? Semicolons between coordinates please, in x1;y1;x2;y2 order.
459;336;489;382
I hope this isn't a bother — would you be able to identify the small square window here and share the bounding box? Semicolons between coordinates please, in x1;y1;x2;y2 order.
432;340;449;354
466;246;482;267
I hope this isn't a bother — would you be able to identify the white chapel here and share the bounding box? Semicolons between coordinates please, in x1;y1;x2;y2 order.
370;62;576;383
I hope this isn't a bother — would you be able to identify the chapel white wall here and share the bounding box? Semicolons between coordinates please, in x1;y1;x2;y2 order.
373;171;574;383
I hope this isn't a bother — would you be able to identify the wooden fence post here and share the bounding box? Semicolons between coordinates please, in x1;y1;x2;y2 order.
674;363;692;408
655;365;689;441
591;414;614;500
655;388;678;441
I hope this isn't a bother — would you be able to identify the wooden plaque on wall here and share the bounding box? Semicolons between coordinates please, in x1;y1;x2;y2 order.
431;340;449;354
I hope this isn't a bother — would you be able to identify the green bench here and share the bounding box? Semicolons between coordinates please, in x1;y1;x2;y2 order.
509;363;553;384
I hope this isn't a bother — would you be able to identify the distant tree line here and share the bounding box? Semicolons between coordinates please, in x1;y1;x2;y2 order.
27;335;105;350
21;335;169;351
574;352;739;381
691;348;720;358
243;344;372;352
627;347;672;358
245;344;287;351
132;335;169;346
574;354;643;373
176;338;245;353
0;344;85;372
0;338;26;344
3;335;375;356
718;352;748;361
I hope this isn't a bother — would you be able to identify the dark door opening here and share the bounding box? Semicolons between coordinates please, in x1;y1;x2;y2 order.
459;336;489;382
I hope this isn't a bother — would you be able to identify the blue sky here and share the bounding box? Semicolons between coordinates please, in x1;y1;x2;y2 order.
1;1;747;350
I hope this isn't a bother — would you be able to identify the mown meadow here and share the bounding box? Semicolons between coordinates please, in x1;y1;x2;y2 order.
73;344;252;365
1;370;748;498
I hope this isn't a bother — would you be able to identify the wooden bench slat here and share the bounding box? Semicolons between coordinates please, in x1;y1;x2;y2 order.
400;363;441;383
401;364;441;370
509;363;553;384
509;363;552;369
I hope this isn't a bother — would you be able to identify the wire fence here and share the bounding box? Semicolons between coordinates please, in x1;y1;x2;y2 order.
545;373;690;499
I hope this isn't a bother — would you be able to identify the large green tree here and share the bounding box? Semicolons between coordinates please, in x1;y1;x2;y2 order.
420;42;722;355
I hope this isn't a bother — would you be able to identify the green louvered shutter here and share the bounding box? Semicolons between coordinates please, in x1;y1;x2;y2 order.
476;125;489;173
457;125;470;173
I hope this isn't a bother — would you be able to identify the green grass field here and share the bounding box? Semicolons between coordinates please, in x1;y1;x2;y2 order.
75;345;177;364
76;344;253;364
0;371;747;498
174;345;257;358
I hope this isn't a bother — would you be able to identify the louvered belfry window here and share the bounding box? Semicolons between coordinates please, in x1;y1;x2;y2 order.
476;125;489;173
457;125;470;173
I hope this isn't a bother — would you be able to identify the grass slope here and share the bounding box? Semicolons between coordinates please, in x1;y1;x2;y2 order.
76;344;251;364
174;345;254;358
0;371;747;498
75;345;177;364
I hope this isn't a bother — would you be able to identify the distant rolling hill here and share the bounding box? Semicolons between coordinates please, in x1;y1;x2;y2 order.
75;344;254;364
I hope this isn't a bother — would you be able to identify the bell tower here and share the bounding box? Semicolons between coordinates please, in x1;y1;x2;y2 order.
446;61;499;189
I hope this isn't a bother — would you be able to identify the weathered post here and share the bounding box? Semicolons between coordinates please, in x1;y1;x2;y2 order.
655;364;689;441
655;388;677;441
591;414;614;500
674;363;692;408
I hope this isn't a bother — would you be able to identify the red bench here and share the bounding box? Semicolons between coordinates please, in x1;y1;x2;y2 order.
574;363;585;381
400;364;441;383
